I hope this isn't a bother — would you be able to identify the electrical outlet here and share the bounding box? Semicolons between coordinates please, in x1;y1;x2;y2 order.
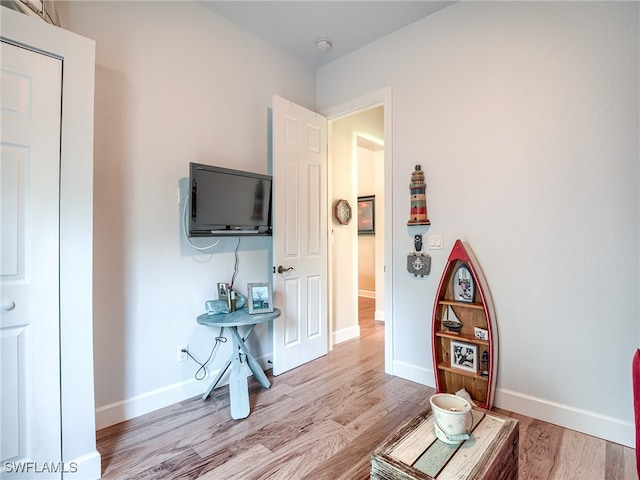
177;344;188;362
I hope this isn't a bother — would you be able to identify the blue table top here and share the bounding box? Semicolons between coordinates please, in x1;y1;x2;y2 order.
197;307;281;327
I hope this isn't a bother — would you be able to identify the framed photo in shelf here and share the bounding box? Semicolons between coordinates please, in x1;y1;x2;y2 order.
453;264;475;303
474;327;488;341
247;282;273;314
451;340;477;373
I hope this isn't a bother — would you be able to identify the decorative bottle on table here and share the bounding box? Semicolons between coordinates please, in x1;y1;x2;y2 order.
407;164;430;225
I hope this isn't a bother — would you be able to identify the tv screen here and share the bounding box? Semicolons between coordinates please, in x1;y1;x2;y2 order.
189;162;272;237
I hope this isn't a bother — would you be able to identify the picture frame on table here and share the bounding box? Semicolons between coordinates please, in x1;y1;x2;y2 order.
217;282;229;301
452;264;475;303
357;196;375;234
451;340;477;373
247;282;273;314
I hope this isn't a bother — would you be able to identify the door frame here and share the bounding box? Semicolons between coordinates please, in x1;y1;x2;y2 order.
321;86;394;373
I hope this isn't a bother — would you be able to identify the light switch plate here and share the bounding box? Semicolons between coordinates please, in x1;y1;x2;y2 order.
428;234;444;250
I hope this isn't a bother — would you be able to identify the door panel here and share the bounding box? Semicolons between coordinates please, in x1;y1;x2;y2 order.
283;155;300;257
272;96;328;375
1;147;25;278
1;327;25;461
1;41;62;478
283;277;300;346
307;275;321;338
307;163;321;255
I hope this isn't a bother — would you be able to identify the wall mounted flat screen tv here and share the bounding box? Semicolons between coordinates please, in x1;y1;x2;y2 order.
189;162;272;237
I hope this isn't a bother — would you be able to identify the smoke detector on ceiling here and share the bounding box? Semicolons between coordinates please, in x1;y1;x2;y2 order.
316;39;333;52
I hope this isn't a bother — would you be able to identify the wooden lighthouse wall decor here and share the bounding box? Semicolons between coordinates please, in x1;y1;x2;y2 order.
432;240;498;409
407;165;430;225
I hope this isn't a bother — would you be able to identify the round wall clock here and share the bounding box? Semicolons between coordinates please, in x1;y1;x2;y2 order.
334;199;352;225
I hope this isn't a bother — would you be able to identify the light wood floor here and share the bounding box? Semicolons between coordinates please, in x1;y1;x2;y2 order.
97;298;637;479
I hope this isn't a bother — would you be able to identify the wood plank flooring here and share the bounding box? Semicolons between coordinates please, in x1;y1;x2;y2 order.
96;297;637;479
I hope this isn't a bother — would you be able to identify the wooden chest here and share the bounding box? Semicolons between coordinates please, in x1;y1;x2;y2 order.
371;408;518;480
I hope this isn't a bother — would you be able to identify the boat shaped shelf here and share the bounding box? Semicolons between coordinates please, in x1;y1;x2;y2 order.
431;240;498;409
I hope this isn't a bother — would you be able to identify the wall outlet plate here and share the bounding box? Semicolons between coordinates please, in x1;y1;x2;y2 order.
177;344;188;362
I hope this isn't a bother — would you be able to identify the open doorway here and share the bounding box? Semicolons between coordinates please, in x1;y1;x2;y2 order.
356;135;384;318
328;106;385;347
356;135;385;345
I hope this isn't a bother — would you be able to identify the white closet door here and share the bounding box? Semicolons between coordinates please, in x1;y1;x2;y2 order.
1;41;63;478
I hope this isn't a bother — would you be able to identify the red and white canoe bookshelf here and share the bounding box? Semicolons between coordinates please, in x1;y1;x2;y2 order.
431;240;498;410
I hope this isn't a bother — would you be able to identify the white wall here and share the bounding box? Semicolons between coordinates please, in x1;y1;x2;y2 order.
57;0;316;428
318;1;639;447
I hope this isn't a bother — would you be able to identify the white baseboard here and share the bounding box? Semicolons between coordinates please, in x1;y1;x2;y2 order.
375;309;385;321
389;362;634;448
358;290;375;299
95;357;270;430
96;357;634;449
95;376;209;430
495;388;634;448
332;325;361;345
65;451;102;480
392;359;436;388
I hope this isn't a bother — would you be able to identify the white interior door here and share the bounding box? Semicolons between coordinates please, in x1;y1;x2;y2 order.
1;41;62;478
271;95;328;375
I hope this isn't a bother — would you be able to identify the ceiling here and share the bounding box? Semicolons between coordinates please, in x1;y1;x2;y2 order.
198;1;455;68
